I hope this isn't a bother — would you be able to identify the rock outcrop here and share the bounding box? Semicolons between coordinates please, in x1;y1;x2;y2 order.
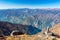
49;23;60;38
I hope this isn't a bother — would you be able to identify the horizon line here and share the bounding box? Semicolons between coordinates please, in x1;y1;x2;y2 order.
0;8;60;10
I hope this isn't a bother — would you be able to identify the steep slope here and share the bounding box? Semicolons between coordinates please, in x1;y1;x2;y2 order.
0;21;41;36
49;23;60;37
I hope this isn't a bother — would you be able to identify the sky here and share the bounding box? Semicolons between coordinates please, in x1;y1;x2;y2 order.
0;0;60;9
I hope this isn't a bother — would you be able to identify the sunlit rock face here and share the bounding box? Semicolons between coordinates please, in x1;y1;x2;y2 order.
0;8;60;30
49;23;60;37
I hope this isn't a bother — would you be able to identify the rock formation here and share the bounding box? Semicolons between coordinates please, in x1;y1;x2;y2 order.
49;23;60;38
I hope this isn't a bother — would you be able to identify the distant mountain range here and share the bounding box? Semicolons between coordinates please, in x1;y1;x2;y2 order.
0;8;60;30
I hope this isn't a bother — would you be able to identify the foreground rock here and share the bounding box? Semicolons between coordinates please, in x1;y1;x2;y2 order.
44;23;60;40
49;23;60;38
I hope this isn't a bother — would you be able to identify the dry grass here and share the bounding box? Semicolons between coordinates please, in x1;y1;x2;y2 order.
0;33;60;40
6;34;41;40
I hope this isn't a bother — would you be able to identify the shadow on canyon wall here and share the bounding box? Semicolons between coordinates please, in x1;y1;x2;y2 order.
0;21;41;36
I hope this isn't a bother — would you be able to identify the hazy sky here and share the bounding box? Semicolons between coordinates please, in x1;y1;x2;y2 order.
0;0;60;9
